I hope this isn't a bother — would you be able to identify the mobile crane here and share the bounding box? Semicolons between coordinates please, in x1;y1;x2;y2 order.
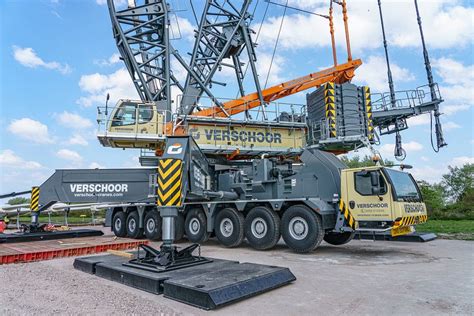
18;0;446;282
27;0;444;250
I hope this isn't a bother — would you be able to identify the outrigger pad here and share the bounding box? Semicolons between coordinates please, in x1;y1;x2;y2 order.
0;229;103;243
354;231;437;242
74;253;296;310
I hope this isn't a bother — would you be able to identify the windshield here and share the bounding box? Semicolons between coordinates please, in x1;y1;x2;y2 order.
384;168;421;201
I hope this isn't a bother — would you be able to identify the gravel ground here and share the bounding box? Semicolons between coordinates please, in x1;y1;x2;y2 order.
0;234;473;315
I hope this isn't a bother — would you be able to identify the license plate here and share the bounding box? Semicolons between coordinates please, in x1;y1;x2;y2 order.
391;225;414;237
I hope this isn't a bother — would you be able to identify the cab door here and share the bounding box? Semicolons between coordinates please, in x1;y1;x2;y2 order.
347;169;393;222
136;103;156;135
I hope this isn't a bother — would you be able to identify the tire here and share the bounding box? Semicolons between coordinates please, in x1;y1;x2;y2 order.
324;231;355;245
144;211;162;241
175;213;185;241
112;211;127;237
244;206;280;250
126;211;143;239
215;208;244;248
281;205;324;253
184;208;209;243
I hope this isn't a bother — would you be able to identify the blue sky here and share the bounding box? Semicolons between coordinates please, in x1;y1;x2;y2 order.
0;0;473;202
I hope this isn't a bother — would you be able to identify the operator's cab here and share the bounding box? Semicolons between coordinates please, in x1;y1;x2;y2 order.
97;99;167;149
341;166;427;237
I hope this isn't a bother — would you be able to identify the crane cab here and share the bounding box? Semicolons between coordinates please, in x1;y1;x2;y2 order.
341;166;427;236
97;99;168;149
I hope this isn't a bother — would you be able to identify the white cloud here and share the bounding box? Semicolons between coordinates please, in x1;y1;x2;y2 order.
0;150;42;170
56;111;93;129
7;118;53;144
407;113;430;127
56;149;83;163
353;55;415;92
76;68;139;107
66;134;88;146
170;17;195;41
442;121;461;131
378;141;423;158
450;156;474;167
256;1;473;52
88;162;105;169
432;57;473;115
411;165;445;184
96;0;127;5
12;46;71;74
94;53;121;67
256;53;286;87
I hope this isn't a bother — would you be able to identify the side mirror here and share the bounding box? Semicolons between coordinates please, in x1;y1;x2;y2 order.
372;186;381;195
370;172;379;187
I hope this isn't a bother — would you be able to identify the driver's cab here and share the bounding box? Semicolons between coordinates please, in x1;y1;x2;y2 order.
97;99;167;148
341;166;427;235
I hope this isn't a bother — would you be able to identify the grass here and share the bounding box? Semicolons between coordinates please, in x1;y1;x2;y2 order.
416;219;474;240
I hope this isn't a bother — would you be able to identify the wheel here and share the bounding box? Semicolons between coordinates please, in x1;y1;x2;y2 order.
175;213;185;241
126;211;143;239
244;206;280;250
281;205;324;253
144;211;162;241
324;231;355;245
184;208;209;243
215;208;244;247
112;211;127;237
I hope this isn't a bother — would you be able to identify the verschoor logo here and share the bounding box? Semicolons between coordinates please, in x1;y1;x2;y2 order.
70;183;128;193
167;143;183;154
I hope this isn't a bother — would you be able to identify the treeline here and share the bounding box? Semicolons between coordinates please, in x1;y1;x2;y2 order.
418;164;473;220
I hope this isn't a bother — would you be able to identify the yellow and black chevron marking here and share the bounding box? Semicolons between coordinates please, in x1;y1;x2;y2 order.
338;200;357;230
400;215;427;226
30;186;40;211
325;82;337;138
157;158;183;207
363;86;374;141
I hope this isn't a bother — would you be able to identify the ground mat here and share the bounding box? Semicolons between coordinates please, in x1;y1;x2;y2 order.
74;253;296;310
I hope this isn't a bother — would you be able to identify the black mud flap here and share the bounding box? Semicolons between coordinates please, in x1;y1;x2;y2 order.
74;253;296;310
0;229;104;243
354;231;437;242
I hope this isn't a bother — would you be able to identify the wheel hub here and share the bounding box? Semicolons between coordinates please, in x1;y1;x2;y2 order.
289;216;308;240
220;218;234;237
251;217;267;238
128;218;136;232
114;218;121;231
146;218;155;232
189;218;200;235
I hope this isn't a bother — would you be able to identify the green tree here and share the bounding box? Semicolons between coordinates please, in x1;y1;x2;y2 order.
7;197;30;205
417;180;445;217
340;155;394;168
442;163;474;203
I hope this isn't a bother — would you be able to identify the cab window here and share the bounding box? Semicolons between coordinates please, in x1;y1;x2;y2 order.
111;104;136;126
138;104;153;123
354;170;387;196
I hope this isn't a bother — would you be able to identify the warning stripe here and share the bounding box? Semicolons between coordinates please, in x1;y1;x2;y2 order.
338;200;357;230
30;186;40;211
400;215;427;226
157;158;183;206
325;82;337;138
363;86;374;141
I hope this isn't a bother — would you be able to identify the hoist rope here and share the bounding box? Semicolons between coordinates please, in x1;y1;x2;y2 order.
264;0;288;89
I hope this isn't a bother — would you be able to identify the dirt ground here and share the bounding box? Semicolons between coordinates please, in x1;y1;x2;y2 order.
1;229;473;315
